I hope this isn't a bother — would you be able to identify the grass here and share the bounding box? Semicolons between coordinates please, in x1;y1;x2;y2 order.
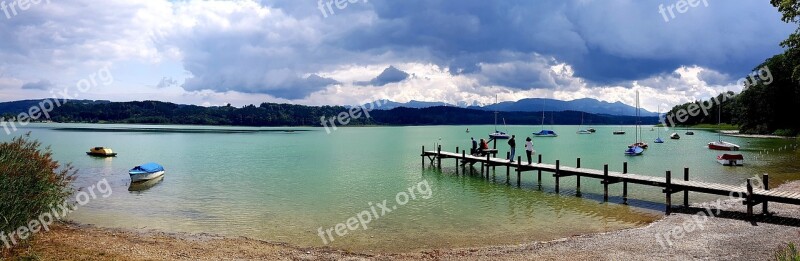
776;243;800;261
685;123;739;130
0;133;75;257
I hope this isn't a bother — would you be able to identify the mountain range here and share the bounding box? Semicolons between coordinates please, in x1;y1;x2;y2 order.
370;98;656;116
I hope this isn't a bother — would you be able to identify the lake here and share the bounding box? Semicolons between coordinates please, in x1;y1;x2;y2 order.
3;123;799;252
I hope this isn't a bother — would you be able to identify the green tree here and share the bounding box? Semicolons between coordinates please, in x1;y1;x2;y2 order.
772;0;800;79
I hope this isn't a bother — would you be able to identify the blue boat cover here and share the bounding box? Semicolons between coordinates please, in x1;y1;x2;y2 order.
535;130;556;135
132;162;164;173
625;146;644;155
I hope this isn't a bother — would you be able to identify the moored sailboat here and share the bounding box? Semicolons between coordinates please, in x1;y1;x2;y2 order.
533;99;558;137
708;103;740;151
625;91;645;156
489;95;510;140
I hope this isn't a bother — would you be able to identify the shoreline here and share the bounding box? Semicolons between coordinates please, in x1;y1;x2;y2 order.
7;181;800;260
721;130;797;139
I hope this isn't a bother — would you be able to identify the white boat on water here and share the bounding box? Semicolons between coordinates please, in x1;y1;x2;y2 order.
129;162;165;182
489;95;510;140
577;112;592;134
708;104;740;151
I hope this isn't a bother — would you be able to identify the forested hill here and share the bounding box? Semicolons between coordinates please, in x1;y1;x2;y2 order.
0;100;657;127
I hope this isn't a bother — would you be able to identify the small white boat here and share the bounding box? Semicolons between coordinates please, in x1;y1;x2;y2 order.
717;154;744;166
129;163;165;182
576;112;593;134
670;133;680;139
489;96;510;140
708;141;740;151
708;103;740;151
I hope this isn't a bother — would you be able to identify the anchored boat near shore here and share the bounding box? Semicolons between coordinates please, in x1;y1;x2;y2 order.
129;162;166;182
86;147;117;157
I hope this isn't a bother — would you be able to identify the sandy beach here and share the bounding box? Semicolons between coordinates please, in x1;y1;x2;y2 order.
721;130;797;139
4;181;799;260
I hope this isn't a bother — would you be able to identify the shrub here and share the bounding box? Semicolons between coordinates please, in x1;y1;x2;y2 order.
776;242;800;261
0;133;75;249
773;129;799;137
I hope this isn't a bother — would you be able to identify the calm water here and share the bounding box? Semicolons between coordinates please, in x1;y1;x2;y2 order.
4;123;799;252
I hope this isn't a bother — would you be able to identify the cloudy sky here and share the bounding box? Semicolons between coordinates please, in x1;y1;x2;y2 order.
0;0;793;111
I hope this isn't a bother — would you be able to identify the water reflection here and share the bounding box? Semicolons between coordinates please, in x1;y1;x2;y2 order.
129;175;164;192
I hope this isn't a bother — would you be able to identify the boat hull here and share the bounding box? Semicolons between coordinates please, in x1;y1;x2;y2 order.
717;158;744;166
708;141;740;151
86;152;117;157
129;170;165;182
625;146;644;156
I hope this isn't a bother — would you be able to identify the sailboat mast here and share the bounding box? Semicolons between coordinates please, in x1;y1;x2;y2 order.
635;91;640;143
718;101;722;142
494;95;498;131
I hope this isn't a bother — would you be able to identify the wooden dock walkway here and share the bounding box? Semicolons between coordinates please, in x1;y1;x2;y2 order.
421;145;800;220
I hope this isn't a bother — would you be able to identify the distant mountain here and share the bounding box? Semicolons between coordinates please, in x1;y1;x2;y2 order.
372;100;454;109
369;98;656;116
477;98;657;116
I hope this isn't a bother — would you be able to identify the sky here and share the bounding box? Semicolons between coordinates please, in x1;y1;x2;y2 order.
0;0;794;111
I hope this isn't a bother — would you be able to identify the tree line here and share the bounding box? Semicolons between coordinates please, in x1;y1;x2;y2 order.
665;1;800;136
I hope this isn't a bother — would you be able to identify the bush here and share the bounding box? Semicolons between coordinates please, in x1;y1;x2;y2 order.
0;133;75;248
776;242;800;261
773;129;799;137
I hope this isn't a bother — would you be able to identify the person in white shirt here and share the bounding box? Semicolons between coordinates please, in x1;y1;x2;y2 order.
525;137;534;164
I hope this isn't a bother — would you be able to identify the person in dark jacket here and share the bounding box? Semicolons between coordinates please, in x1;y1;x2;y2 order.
470;137;477;156
508;135;516;162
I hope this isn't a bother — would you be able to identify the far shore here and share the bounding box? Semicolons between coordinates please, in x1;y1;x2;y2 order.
7;181;800;260
721;130;798;139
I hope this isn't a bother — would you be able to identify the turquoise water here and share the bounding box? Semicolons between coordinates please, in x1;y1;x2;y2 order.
3;123;799;252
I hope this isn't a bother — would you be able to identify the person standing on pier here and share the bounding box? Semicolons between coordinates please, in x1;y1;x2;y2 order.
508;135;516;162
525;137;534;164
470;137;477;156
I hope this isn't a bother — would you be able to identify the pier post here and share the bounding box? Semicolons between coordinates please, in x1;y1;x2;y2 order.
537;154;542;184
506;152;511;181
576;158;582;193
763;174;770;215
486;154;491;180
437;145;442;171
683;167;689;208
603;164;609;202
516;156;522;187
623;162;628;204
421;146;425;168
461;150;466;175
555;160;560;193
455;146;460;175
746;179;754;220
665;170;672;215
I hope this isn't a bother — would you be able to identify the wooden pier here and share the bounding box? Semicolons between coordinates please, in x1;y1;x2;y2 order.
421;145;800;220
